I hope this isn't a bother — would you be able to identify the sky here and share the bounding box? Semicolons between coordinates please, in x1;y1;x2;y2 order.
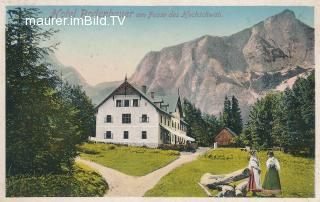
7;6;314;85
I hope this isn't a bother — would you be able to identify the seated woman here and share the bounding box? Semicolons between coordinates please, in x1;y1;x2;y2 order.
262;151;282;196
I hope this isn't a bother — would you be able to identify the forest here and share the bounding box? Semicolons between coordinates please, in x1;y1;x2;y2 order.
183;72;315;157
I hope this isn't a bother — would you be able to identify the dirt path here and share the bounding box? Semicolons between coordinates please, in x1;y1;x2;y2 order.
76;147;209;197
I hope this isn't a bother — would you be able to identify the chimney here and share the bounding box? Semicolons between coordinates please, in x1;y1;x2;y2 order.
150;92;155;99
142;85;147;94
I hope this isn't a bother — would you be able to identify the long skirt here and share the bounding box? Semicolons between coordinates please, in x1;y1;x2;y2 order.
248;169;262;192
262;167;281;195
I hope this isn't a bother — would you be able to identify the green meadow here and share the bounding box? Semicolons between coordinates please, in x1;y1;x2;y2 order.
145;148;314;197
79;142;180;176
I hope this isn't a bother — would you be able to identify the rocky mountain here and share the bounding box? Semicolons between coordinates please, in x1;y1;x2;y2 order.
129;9;314;119
49;9;314;119
45;54;121;103
85;80;122;104
45;54;90;88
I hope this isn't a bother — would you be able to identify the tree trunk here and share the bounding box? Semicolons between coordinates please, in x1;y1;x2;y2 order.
216;185;235;197
200;168;250;189
235;180;248;196
197;182;213;197
200;173;225;186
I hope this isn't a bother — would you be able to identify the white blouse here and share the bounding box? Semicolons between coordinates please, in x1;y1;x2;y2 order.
248;156;260;171
266;157;280;171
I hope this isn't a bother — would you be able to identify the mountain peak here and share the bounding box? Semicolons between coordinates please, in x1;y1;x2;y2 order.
278;9;296;18
269;9;296;21
280;9;295;16
259;9;296;29
200;34;212;39
130;9;314;119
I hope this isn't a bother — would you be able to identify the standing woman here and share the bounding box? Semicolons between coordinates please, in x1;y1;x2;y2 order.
262;151;282;196
247;150;262;195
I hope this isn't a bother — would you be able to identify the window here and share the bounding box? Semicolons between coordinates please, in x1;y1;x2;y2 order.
133;99;139;107
105;115;112;123
124;100;130;107
122;114;131;123
123;131;129;139
104;131;112;139
141;114;149;123
116;100;122;107
142;131;147;139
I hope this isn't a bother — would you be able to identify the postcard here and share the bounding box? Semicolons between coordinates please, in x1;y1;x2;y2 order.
1;1;318;201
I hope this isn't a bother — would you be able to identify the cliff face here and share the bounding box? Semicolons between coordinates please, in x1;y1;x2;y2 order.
129;10;314;118
49;10;314;119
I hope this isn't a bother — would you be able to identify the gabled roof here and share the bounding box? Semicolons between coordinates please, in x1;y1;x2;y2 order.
163;95;180;113
95;79;184;120
153;94;181;114
217;127;237;137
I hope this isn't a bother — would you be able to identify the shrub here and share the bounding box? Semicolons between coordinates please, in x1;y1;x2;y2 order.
80;143;180;157
6;165;108;197
201;148;249;161
78;147;100;155
163;150;180;156
158;144;197;152
106;144;116;150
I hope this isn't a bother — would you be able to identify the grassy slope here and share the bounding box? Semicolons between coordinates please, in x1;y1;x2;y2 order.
6;163;108;197
145;148;314;197
79;143;180;176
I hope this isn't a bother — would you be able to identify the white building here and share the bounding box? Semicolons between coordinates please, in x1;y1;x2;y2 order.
90;77;195;148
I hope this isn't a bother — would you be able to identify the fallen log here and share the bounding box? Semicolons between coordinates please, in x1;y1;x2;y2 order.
216;185;235;197
235;180;248;197
235;189;243;197
200;173;225;186
200;168;250;189
197;182;213;197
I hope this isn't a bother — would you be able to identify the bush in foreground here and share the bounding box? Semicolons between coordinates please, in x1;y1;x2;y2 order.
6;163;108;197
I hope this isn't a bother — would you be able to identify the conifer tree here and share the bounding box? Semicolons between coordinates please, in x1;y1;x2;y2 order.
245;95;273;149
222;96;232;128
284;72;315;155
230;95;243;134
6;7;60;174
241;72;314;156
6;8;95;174
183;99;221;146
